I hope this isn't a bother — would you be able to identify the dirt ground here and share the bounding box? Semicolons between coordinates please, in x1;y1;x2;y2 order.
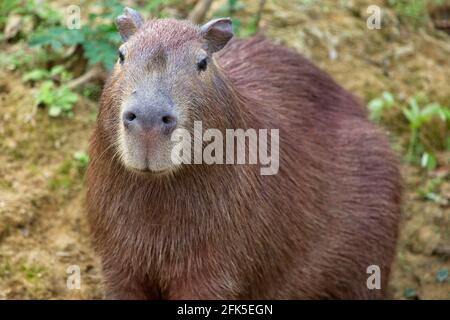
0;0;449;299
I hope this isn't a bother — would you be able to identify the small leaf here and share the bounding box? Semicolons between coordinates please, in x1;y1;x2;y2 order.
74;151;89;167
368;98;384;111
421;103;440;119
22;69;49;82
36;81;55;105
437;107;450;122
408;97;420;114
421;152;437;171
50;65;66;76
403;108;414;123
368;98;385;121
436;269;448;283
83;40;117;70
29;27;84;49
48;106;62;117
403;287;417;299
382;91;395;107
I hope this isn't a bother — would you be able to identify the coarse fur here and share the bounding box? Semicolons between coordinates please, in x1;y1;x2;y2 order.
86;17;402;299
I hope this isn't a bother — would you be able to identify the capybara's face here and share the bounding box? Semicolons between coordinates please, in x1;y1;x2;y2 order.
108;16;233;174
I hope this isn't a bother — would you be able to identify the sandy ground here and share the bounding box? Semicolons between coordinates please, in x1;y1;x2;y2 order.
0;0;449;299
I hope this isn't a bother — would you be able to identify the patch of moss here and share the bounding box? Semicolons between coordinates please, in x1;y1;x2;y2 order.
47;158;75;191
20;263;47;282
0;259;12;279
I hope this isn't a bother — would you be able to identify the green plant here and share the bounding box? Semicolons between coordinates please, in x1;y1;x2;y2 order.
368;92;449;172
22;65;78;117
368;91;395;121
35;81;78;117
402;96;448;162
20;263;46;282
420;152;437;171
300;0;315;6
417;176;446;204
0;0;21;30
0;49;33;71
23;65;71;83
0;0;60;31
388;0;427;22
403;287;418;299
388;0;445;25
436;268;449;283
143;0;182;18
74;151;89;169
29;0;123;70
213;0;261;37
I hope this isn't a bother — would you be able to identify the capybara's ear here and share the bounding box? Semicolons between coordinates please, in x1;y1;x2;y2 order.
200;18;233;53
115;7;143;41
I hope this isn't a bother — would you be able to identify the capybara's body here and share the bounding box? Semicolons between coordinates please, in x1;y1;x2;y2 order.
86;16;401;299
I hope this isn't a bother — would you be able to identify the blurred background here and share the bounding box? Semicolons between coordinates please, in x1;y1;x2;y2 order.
0;0;449;299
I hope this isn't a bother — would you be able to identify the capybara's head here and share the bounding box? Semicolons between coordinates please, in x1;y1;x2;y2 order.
105;8;234;174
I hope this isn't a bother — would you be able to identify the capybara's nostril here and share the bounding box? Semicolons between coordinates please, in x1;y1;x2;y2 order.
123;110;137;129
124;111;137;122
161;114;177;133
162;115;173;125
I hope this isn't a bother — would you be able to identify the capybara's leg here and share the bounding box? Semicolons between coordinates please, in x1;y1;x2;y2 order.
165;276;239;300
103;269;158;300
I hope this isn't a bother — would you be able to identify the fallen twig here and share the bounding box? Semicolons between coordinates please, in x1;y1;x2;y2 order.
433;245;450;258
188;0;214;24
419;29;450;54
67;65;105;90
254;0;267;31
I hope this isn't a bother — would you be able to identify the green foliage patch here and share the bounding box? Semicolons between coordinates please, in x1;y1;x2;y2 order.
388;0;445;25
29;0;123;70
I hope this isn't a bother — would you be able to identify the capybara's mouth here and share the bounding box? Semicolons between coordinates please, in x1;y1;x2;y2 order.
128;166;170;176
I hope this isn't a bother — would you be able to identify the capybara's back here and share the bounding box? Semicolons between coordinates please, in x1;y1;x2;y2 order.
86;9;401;299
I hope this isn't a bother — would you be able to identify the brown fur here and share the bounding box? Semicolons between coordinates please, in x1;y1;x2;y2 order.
86;18;401;299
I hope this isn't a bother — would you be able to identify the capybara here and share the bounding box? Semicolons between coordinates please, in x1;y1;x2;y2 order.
86;7;401;299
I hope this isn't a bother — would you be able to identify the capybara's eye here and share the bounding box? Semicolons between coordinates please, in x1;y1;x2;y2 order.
118;50;125;64
197;57;208;71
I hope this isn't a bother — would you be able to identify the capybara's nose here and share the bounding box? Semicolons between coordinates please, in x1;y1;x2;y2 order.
160;113;177;133
122;106;177;135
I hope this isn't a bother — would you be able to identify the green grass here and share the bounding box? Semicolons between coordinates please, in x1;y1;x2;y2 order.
368;92;450;173
388;0;446;26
